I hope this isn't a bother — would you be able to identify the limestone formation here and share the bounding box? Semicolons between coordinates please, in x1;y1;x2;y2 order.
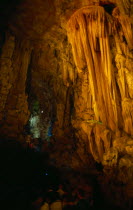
66;1;133;176
0;1;133;203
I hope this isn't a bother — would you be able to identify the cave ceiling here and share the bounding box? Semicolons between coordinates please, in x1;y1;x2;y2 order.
1;0;125;38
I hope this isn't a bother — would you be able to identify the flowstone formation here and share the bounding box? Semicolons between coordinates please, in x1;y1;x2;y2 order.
66;1;133;183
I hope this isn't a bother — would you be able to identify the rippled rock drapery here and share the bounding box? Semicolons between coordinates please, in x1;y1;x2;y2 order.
67;2;133;180
67;6;120;131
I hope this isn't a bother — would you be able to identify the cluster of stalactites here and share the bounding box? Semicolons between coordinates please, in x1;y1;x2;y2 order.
67;4;133;134
67;5;133;69
117;0;131;15
67;6;113;72
67;6;120;131
112;6;133;50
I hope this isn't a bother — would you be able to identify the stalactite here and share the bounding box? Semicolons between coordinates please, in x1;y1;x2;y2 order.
67;6;119;131
122;98;133;135
125;68;133;99
67;3;133;163
63;59;69;83
0;36;32;138
113;7;133;50
120;15;133;49
89;130;100;162
68;66;75;83
113;5;133;136
117;0;131;15
0;34;15;119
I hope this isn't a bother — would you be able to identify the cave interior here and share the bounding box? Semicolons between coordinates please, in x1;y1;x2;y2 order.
0;0;133;209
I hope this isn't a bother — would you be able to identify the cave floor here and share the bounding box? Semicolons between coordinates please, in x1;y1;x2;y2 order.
0;138;131;210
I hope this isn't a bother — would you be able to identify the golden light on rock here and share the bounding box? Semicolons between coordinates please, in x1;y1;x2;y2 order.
67;4;133;162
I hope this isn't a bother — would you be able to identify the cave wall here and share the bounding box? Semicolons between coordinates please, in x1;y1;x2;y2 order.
0;0;57;140
0;33;32;138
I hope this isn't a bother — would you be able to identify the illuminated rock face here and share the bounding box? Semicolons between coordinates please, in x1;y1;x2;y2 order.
66;1;133;182
67;3;133;159
0;0;133;180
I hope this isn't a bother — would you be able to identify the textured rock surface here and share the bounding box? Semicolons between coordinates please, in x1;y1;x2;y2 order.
66;0;133;181
0;2;133;204
0;33;32;137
